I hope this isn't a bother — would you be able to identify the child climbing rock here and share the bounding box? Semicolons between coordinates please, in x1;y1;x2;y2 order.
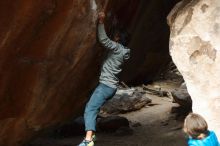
78;11;130;146
184;113;220;146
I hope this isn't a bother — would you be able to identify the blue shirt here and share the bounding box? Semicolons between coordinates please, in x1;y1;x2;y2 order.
188;131;220;146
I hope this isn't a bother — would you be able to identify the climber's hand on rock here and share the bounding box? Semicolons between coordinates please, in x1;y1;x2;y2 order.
98;11;105;23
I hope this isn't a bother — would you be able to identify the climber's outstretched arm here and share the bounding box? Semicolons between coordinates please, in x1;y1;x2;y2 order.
97;12;117;50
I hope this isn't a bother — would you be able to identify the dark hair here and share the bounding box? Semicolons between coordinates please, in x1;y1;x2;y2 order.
111;28;130;46
184;113;208;139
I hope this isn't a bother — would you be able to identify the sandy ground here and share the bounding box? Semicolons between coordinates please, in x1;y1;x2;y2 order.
29;80;188;146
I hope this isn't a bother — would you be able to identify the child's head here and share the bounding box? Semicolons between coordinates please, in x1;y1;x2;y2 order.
184;113;208;139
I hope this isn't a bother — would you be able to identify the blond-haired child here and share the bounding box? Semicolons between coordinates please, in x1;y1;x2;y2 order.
184;113;220;146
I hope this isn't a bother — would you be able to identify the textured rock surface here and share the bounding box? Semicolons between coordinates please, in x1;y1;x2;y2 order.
169;0;220;137
171;83;192;108
0;1;103;145
0;0;178;145
101;88;152;114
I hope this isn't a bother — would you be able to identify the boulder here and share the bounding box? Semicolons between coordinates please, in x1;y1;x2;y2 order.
171;83;192;109
101;89;152;114
97;116;130;133
168;0;220;137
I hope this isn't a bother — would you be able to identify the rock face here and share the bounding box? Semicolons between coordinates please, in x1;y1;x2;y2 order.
121;0;181;84
0;1;102;145
0;0;178;145
169;0;220;137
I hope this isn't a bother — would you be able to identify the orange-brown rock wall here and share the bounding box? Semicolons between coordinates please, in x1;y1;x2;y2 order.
0;1;103;145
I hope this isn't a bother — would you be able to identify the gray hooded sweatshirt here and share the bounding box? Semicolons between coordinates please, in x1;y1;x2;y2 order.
98;24;130;89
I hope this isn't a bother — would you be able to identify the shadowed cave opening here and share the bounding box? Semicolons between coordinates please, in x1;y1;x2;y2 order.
26;0;194;146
